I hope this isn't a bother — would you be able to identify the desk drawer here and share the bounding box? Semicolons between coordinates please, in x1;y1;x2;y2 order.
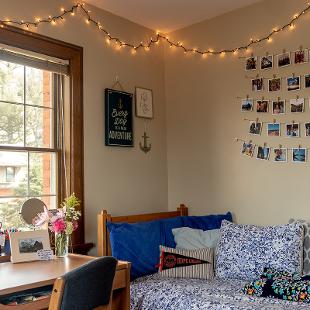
113;269;126;290
0;296;50;310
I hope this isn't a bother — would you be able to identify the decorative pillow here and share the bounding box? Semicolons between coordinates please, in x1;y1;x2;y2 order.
158;245;214;279
216;220;304;281
289;219;310;275
172;227;220;250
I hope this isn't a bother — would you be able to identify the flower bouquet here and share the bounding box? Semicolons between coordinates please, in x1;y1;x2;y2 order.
33;194;81;257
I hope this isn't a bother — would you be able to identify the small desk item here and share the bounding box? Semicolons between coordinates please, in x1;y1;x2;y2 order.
0;254;130;310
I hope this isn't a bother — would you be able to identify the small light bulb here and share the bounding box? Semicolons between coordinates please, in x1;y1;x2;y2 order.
71;12;75;16
290;24;295;30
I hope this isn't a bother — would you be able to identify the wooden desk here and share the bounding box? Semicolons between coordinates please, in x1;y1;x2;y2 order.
0;254;130;310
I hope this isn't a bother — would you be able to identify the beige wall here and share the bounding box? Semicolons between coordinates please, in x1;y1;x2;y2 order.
166;0;310;224
0;0;168;253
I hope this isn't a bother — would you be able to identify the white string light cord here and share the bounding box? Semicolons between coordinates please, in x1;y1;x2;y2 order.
1;2;310;56
234;138;310;150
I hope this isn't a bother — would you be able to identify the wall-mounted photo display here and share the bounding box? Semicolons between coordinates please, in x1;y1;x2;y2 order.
135;87;153;119
241;98;254;112
268;78;281;92
256;100;269;113
105;88;133;147
293;49;309;64
292;148;307;163
260;55;273;70
252;78;263;91
267;123;281;136
290;98;304;113
249;121;262;135
305;74;310;88
286;123;300;138
9;230;51;263
245;56;257;71
241;142;255;157
273;148;287;162
287;76;301;91
305;123;310;136
272;100;285;115
277;52;291;68
256;146;270;161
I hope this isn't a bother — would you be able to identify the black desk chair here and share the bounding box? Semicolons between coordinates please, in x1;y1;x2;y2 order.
49;257;117;310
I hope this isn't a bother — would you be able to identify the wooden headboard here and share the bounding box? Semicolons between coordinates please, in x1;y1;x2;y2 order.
97;204;188;256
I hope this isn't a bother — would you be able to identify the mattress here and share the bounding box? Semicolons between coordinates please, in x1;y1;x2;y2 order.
130;274;310;309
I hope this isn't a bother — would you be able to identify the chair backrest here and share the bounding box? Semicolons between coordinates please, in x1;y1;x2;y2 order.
49;257;117;310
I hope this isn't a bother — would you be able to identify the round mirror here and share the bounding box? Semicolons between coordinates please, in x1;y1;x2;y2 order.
20;198;47;226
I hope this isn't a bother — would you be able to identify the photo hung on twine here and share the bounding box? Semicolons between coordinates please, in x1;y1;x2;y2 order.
305;74;310;88
273;148;287;163
305;123;310;137
256;100;269;113
292;148;307;163
245;56;257;71
260;55;273;70
257;146;270;161
268;78;281;92
252;78;263;91
290;98;304;113
249;121;262;135
241;98;254;112
286;123;300;138
277;52;291;68
287;76;301;91
293;49;309;64
267;123;281;137
241;142;255;157
272;100;285;115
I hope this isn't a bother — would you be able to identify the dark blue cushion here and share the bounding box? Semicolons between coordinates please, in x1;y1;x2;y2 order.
107;212;232;280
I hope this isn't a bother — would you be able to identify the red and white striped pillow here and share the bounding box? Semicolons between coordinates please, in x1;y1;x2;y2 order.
158;245;214;279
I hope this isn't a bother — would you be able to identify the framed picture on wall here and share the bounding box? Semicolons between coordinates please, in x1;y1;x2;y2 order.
135;87;153;119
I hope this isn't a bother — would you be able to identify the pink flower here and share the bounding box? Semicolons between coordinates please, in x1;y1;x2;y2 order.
72;220;78;231
33;207;52;227
50;218;66;233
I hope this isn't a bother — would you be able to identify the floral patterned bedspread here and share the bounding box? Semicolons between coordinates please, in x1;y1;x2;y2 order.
130;274;310;310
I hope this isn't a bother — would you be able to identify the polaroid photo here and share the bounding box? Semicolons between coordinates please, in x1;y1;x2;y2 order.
292;148;307;163
305;123;310;137
277;52;291;68
241;142;255;157
290;98;304;113
256;100;269;113
260;55;273;70
252;78;264;91
256;146;270;161
241;98;254;112
293;49;309;64
287;76;301;91
249;121;262;135
267;123;281;136
286;123;300;138
245;57;257;71
268;78;281;92
273;148;287;163
305;74;310;89
272;100;285;115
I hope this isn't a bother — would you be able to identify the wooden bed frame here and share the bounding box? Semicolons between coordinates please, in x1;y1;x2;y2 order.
97;204;188;256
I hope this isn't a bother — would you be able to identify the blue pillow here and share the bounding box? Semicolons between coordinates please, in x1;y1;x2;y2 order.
107;212;232;279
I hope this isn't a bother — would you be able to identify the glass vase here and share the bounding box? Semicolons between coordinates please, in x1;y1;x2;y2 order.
55;232;69;257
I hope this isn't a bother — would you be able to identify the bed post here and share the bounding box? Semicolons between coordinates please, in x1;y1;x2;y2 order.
178;204;188;216
98;210;108;257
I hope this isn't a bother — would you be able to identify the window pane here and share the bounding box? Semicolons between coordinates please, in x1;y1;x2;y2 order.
6;167;15;183
26;67;52;107
0;151;28;196
0;102;24;146
25;106;53;148
39;196;57;210
0;198;27;229
29;152;56;196
0;61;24;103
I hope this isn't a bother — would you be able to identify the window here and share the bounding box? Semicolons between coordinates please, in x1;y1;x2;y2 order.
5;167;15;183
0;60;58;229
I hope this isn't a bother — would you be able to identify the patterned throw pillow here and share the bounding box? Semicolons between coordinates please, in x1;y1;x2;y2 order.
216;220;304;280
289;219;310;275
158;245;214;279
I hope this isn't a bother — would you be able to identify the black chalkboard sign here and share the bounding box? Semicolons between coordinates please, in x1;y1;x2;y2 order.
105;88;133;147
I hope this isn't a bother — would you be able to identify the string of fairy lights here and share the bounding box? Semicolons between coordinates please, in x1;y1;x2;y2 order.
1;2;310;56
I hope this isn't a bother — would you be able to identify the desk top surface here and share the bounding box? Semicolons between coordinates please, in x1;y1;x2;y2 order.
0;254;128;296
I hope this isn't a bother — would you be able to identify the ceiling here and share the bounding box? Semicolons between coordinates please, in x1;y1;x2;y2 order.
86;0;263;33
